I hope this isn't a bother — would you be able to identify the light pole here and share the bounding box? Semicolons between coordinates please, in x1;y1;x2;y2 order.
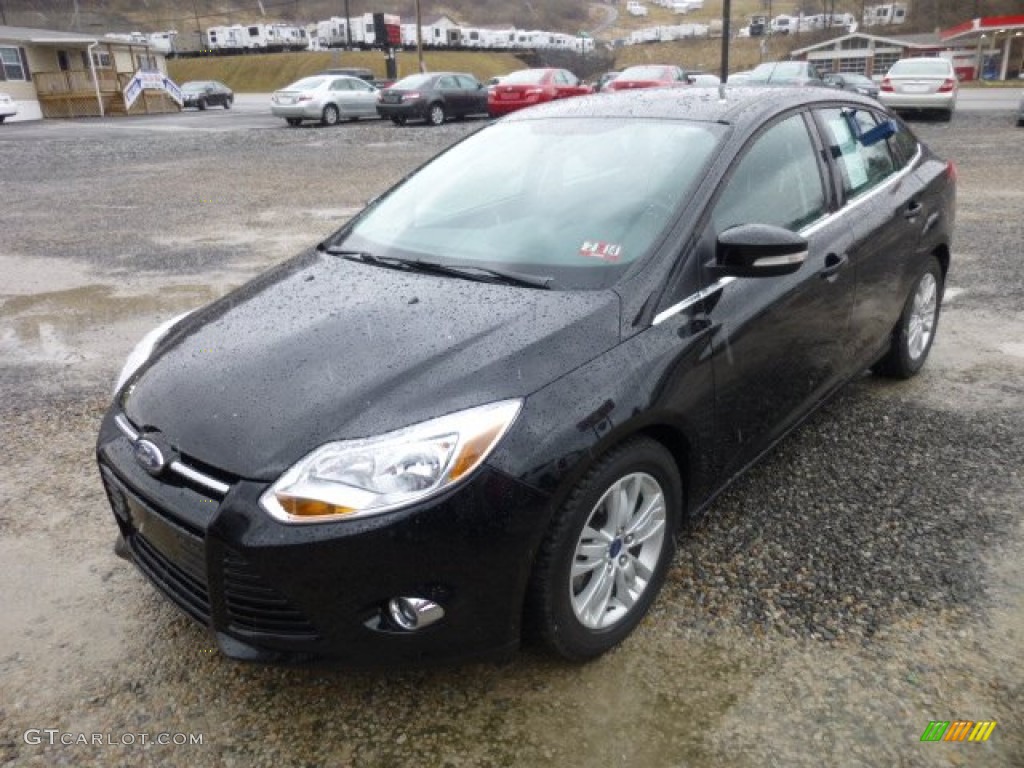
344;0;352;49
720;0;731;81
416;0;425;73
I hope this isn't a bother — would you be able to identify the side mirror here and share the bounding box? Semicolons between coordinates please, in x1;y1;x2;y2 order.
712;224;808;278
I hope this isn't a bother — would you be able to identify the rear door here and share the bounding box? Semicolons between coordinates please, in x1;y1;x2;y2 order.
811;107;932;366
457;74;486;115
696;111;857;479
347;77;378;116
436;74;462;114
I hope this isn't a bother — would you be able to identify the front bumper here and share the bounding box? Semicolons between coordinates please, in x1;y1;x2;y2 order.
96;409;551;665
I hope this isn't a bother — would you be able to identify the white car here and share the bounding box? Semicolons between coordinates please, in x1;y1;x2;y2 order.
0;92;18;123
879;58;958;121
270;75;379;127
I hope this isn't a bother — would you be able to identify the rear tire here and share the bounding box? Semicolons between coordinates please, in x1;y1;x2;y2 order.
874;256;943;379
427;102;445;126
526;437;681;661
321;104;340;126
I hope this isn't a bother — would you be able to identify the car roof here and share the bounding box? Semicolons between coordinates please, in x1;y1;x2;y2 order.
500;85;881;126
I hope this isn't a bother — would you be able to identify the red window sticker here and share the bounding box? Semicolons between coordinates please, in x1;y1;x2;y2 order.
579;241;623;263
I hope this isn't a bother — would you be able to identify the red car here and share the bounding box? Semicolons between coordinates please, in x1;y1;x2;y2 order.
488;68;591;117
605;65;688;91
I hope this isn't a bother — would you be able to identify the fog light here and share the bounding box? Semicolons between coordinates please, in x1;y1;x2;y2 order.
387;597;444;631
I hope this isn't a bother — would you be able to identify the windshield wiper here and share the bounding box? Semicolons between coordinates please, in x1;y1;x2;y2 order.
408;260;553;289
323;247;552;289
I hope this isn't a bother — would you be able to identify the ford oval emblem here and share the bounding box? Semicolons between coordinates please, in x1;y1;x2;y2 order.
133;439;166;475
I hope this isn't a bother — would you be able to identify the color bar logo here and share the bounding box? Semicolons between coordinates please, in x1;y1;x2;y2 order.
920;721;997;742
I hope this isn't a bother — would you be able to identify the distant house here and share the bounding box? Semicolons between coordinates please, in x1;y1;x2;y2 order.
0;24;174;121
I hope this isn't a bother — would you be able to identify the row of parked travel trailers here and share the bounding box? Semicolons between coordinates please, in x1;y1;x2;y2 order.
200;16;595;54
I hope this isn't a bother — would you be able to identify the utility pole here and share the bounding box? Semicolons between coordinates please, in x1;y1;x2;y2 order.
344;0;352;49
416;0;425;73
191;0;203;53
720;0;731;81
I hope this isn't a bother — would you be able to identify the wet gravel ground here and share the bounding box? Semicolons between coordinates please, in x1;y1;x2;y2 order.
1;110;1022;767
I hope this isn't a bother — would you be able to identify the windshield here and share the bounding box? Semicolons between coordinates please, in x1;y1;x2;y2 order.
502;69;548;85
750;62;808;82
888;59;951;77
182;82;209;91
392;74;434;90
332;118;723;290
621;66;674;80
284;77;325;91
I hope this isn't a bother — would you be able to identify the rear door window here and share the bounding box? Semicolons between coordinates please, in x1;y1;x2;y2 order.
819;108;896;198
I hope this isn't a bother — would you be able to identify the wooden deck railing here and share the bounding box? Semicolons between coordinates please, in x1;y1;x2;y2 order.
33;70;180;118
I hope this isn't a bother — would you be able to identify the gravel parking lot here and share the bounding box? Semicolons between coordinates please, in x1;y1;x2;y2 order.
1;104;1022;767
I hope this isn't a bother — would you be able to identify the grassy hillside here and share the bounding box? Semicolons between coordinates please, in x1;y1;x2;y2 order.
167;50;530;92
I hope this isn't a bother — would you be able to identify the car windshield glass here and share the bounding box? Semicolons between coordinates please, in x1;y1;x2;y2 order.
888;59;950;77
332;118;723;290
182;82;208;91
621;66;671;80
502;70;547;84
844;75;874;85
392;74;434;89
286;77;325;91
750;62;804;81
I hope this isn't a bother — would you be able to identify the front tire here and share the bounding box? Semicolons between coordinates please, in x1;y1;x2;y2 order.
427;102;446;126
527;438;681;661
874;256;943;379
224;98;232;110
198;99;207;111
321;104;340;126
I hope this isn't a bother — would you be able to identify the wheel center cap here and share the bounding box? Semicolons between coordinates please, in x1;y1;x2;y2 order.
609;538;623;558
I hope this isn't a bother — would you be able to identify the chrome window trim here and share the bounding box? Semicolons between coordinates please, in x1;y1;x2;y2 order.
651;143;920;329
114;412;230;496
652;277;737;326
801;144;921;238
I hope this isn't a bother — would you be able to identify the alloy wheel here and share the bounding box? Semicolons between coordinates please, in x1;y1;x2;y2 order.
569;472;667;630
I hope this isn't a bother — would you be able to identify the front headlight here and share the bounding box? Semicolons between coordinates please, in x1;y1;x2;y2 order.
113;312;192;395
260;399;523;523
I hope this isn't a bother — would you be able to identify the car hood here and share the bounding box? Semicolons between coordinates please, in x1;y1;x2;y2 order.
124;250;621;480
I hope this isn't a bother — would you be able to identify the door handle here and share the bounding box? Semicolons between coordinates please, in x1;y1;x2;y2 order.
819;252;848;280
904;201;923;220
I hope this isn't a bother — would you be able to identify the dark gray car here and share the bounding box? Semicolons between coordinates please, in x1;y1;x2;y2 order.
376;72;488;126
824;73;880;99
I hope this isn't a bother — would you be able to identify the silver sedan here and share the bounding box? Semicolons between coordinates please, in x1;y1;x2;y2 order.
271;75;379;127
879;58;958;121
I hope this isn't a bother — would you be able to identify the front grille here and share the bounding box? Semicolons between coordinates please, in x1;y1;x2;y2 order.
131;531;211;625
222;549;319;638
102;466;211;625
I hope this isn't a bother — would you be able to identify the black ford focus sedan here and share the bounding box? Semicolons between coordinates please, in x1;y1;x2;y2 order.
97;87;955;665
